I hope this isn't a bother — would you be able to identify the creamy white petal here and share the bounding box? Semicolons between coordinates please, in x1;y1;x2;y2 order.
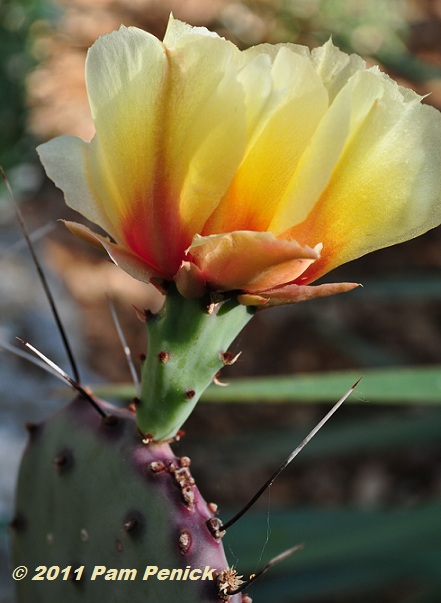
310;39;366;102
163;13;221;44
37;135;117;239
85;25;168;232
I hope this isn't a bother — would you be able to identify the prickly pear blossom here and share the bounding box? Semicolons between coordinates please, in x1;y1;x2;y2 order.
38;16;441;306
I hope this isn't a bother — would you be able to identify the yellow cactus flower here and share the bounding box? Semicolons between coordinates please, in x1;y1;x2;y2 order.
38;16;441;306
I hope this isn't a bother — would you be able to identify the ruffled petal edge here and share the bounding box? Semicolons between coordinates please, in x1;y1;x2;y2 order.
64;221;167;283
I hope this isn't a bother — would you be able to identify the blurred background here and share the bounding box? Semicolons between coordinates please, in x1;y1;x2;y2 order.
2;1;441;601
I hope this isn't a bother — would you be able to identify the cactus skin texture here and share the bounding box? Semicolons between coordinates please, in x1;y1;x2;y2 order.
138;284;254;441
11;396;243;602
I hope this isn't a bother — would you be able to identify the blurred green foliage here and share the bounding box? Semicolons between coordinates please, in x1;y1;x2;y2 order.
0;0;52;169
224;502;441;602
278;0;409;53
275;0;441;80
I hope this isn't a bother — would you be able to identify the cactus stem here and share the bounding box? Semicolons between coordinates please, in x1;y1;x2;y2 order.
138;284;254;440
213;379;360;535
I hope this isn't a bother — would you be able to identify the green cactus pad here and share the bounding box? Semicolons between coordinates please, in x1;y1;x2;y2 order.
138;285;254;441
11;396;243;602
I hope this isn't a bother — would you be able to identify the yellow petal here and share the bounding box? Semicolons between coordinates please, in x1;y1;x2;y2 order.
280;69;441;283
85;25;170;266
41;20;248;277
160;17;247;244
185;231;321;293
203;47;328;234
38;23;441;303
40;26;170;268
269;67;386;234
204;39;366;236
89;18;247;275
